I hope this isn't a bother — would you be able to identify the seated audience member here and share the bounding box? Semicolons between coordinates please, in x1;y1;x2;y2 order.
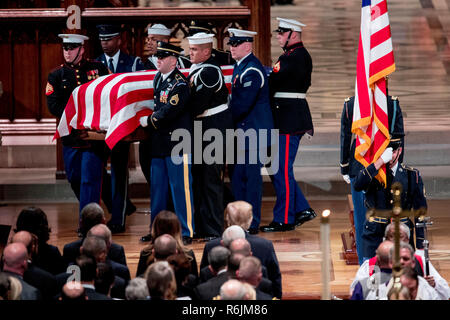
125;277;149;300
201;201;282;299
351;241;393;300
219;279;249;300
384;223;449;299
1;243;41;300
350;240;394;293
73;254;111;300
88;224;127;266
63;203;127;266
236;256;273;300
146;261;177;300
136;211;198;278
167;253;196;300
14;206;66;275
81;235;130;281
95;261;115;298
397;266;440;300
59;281;87;301
0;272;22;300
194;246;231;300
153;234;177;262
11;231;57;300
242;282;257;300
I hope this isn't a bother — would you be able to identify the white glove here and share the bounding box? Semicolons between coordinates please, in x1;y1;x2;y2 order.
342;174;351;184
139;116;149;128
380;147;393;164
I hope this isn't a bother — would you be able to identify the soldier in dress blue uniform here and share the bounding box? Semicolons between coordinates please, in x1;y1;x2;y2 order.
226;28;274;234
46;34;110;232
353;132;426;261
261;18;316;232
187;20;235;66
186;32;234;239
138;42;194;244
95;24;147;233
340;94;404;264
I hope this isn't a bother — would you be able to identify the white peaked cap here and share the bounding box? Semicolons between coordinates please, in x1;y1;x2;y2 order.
187;32;215;45
276;17;306;32
58;34;89;44
227;28;257;38
147;23;171;36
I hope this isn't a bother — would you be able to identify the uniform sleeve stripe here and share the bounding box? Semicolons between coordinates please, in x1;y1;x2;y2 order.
240;67;264;88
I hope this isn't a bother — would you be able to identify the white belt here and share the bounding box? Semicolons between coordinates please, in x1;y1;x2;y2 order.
196;104;228;118
274;92;306;99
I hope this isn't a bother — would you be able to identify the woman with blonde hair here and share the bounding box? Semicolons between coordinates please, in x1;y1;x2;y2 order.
136;211;198;279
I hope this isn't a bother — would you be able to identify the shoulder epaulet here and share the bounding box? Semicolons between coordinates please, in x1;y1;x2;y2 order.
345;97;351;102
391;96;398;101
401;163;418;172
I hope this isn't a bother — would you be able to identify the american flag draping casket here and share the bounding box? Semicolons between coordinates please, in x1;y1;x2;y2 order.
54;66;234;149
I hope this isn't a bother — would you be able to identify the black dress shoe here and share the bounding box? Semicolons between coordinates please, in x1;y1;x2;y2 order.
260;221;295;232
182;236;193;245
107;223;126;234
140;233;152;242
295;208;317;226
248;228;259;235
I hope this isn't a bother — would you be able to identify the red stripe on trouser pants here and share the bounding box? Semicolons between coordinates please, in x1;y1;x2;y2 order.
284;134;290;224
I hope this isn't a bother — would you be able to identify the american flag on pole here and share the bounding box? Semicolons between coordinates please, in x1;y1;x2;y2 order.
54;66;234;149
352;0;395;186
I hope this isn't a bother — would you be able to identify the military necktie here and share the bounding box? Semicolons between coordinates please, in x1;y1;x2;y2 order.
108;58;115;73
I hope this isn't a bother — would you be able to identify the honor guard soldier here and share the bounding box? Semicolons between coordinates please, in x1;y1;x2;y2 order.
353;132;426;261
139;23;191;191
187;32;234;239
340;94;404;264
95;24;146;233
139;42;195;244
261;18;316;233
227;28;274;234
143;23;191;71
46;33;110;232
188;20;235;66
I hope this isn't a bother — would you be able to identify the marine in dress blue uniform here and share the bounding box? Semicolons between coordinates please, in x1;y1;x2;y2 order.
353;133;426;260
46;34;110;230
139;42;195;240
187;32;234;239
340;94;404;264
261;18;316;232
95;24;146;233
227;28;274;232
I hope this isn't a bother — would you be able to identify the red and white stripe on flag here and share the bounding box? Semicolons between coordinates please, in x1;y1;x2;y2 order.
352;0;395;187
54;66;234;149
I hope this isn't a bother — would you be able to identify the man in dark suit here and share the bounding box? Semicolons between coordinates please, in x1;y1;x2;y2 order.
63;203;127;266
340;94;404;265
194;246;231;300
95;24;146;233
1;243;42;300
237;256;273;300
75;254;111;300
227;28;274;234
11;231;57;300
262;17;317;233
200;201;282;298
